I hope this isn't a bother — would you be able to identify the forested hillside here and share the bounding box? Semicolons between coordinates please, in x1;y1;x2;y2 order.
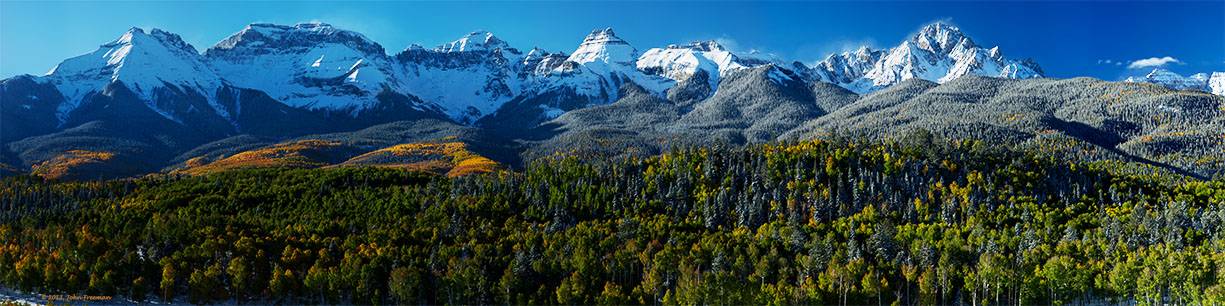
1;137;1224;305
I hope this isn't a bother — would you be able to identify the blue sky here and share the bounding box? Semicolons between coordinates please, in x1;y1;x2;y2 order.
2;1;1222;80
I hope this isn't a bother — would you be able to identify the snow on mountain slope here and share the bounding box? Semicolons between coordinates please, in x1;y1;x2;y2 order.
635;40;775;91
812;47;882;85
435;31;510;52
43;27;225;122
1127;68;1207;90
15;21;1063;130
565;28;636;65
205;22;399;112
395;32;529;123
816;22;1043;93
539;28;672;106
522;48;568;76
1126;68;1225;96
1211;73;1225;96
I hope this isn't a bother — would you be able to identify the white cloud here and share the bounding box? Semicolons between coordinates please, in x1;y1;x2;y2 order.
1128;56;1183;69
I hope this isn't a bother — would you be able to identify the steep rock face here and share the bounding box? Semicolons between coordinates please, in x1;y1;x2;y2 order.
476;28;672;134
521;47;569;76
814;22;1043;93
394;32;529;124
814;47;883;85
205;22;405;112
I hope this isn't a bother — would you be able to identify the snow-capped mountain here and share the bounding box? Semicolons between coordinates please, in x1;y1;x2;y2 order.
1126;68;1225;96
813;47;883;85
538;28;673;104
564;28;637;65
477;27;801;130
5;21;1056;133
16;21;1054;130
395;31;529;123
13;20;1225;181
43;27;227;122
636;40;775;91
434;31;510;53
205;22;401;112
521;47;569;76
815;22;1043;93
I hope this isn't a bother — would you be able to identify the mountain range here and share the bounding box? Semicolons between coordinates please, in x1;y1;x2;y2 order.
2;22;1223;180
1126;68;1225;96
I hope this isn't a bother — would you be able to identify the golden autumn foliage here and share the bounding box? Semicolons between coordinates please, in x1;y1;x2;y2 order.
176;140;352;176
338;142;499;177
183;156;209;169
173;140;500;177
30;150;117;180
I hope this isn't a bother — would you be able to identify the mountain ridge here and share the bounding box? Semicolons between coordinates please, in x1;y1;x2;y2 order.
4;21;1222;180
1126;68;1225;95
813;22;1044;93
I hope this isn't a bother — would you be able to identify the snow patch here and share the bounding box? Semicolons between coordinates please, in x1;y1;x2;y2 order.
538;104;565;119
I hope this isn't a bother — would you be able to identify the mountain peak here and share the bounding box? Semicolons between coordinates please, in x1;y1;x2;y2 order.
209;22;384;56
122;26;145;35
294;21;333;28
50;27;215;83
104;27;197;53
42;26;224;122
917;21;959;34
1145;67;1178;78
586;28;620;40
816;22;1039;93
566;27;635;64
404;43;426;52
436;31;509;52
668;40;725;52
911;22;973;54
1127;67;1220;93
852;46;873;57
987;46;1002;59
205;21;397;111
